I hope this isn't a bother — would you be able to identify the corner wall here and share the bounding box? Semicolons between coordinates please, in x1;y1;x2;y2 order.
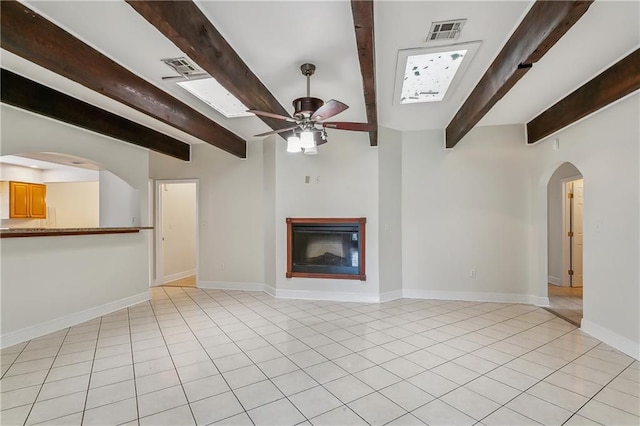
401;125;538;304
378;127;403;298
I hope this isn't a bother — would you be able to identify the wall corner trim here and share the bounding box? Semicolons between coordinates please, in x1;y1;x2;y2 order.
0;292;149;349
581;319;640;361
380;290;403;303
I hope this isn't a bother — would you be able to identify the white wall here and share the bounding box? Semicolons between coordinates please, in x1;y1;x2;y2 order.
43;167;99;183
99;170;141;227
161;182;196;281
402;125;536;303
547;162;581;285
0;104;150;347
0;163;44;183
46;181;100;228
530;94;639;358
273;131;380;300
378;126;403;297
149;141;264;286
263;136;277;289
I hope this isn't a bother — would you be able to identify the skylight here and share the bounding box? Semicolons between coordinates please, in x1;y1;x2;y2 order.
401;49;467;103
394;41;481;105
177;77;252;118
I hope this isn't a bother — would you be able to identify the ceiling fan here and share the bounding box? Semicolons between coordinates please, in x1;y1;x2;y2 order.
248;63;376;155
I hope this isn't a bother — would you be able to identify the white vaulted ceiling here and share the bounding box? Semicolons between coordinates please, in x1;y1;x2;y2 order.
2;0;638;147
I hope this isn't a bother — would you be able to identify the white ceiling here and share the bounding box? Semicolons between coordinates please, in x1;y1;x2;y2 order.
3;1;639;148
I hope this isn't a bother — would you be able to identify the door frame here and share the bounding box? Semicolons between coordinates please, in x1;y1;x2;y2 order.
561;175;583;287
154;179;199;287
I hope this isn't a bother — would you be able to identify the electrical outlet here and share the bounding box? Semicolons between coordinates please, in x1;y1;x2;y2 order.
469;269;476;278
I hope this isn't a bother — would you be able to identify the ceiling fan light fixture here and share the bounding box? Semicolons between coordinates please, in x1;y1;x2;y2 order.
300;131;315;149
303;145;318;155
287;136;302;153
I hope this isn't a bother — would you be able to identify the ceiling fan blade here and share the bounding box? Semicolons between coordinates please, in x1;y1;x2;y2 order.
311;99;349;121
322;122;376;132
248;110;297;123
254;125;299;137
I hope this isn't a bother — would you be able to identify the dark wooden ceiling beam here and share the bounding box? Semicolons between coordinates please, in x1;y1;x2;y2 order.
527;49;640;144
126;0;294;138
445;0;593;149
1;69;190;161
0;0;245;158
351;0;378;147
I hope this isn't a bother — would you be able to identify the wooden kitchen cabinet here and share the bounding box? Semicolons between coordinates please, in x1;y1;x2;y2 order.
3;181;47;219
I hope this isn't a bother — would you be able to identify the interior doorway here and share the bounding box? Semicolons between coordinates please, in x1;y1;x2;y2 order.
155;180;198;287
547;163;583;325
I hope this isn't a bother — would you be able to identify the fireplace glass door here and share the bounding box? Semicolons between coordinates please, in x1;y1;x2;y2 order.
287;218;366;280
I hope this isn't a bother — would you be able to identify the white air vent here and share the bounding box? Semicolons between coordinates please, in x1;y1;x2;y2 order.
426;19;466;42
161;57;201;76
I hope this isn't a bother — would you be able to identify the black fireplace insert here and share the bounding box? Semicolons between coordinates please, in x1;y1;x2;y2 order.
286;218;366;280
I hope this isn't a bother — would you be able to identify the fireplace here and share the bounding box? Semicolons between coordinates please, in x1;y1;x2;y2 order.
286;218;366;280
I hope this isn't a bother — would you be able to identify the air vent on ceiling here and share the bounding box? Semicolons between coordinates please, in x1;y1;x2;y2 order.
161;57;201;76
426;19;466;42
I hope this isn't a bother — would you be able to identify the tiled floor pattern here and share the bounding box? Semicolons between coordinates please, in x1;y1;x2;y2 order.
547;284;583;326
1;287;638;425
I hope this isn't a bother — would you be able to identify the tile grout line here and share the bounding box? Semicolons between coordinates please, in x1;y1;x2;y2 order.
0;342;30;381
126;305;141;426
189;289;540;424
3;287;636;426
194;288;633;424
143;289;199;425
20;327;73;425
176;286;315;424
561;359;637;425
194;288;378;423
196;288;583;424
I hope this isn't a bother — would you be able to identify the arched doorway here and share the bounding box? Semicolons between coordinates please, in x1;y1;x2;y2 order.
547;162;583;325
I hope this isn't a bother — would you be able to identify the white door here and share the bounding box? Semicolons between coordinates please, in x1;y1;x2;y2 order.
572;179;584;287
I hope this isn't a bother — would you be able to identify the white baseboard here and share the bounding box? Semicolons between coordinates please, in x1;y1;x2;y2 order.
581;319;640;360
198;283;549;307
274;288;381;303
163;269;196;284
0;292;149;349
198;281;266;292
403;289;549;306
548;275;562;286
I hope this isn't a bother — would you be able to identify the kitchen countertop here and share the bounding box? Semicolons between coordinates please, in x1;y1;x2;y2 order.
0;227;153;238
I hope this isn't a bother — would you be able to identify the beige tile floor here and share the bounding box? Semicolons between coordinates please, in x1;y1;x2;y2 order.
1;287;638;425
548;284;583;326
